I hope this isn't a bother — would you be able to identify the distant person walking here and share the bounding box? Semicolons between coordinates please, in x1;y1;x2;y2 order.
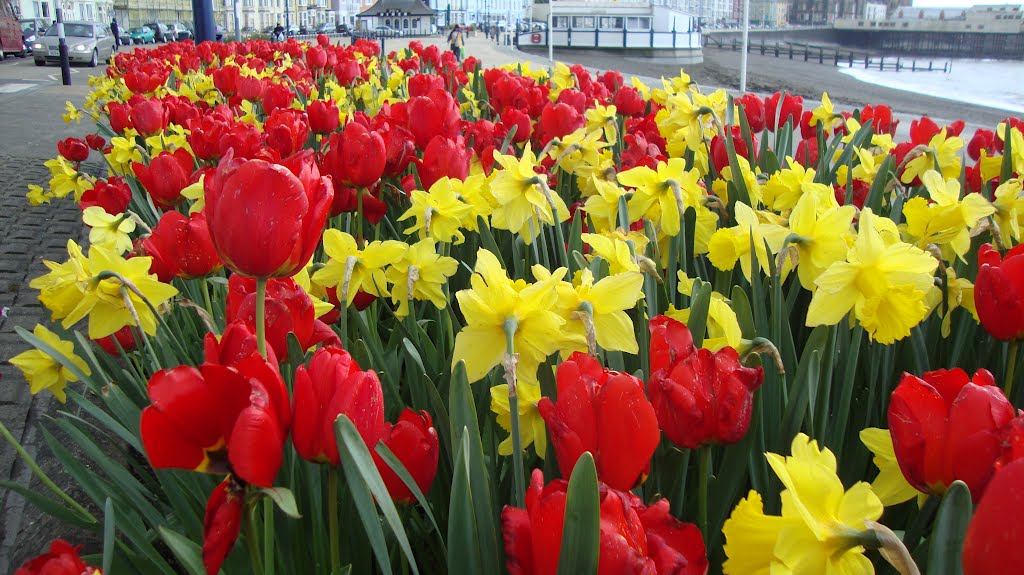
110;17;120;51
447;24;464;62
273;22;285;42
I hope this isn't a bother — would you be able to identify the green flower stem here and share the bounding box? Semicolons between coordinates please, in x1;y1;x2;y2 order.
1006;340;1019;400
503;317;526;508
356;188;365;247
0;419;96;523
201;276;214;323
328;466;341;573
698;445;711;543
246;501;265;575
264;496;275;575
255;277;268;358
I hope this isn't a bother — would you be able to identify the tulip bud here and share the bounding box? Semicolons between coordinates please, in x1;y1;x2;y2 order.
374;409;440;503
57;137;89;162
975;243;1024;341
307;99;341;134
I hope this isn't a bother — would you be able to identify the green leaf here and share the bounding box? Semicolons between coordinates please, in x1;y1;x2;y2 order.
1002;121;1015;184
102;498;115;574
334;415;420;575
260;487;302;519
687;280;713;348
926;480;972;575
157;526;206;575
557;452;600;575
447;430;483;575
15;325;92;384
780;326;829;446
0;480;96;528
375;442;446;553
448;361;501;572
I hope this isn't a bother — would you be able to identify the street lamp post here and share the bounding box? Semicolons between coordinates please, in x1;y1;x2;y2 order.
739;0;749;92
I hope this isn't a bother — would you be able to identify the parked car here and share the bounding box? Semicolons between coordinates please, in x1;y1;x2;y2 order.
371;25;403;37
335;23;349;35
119;28;131;45
167;21;192;41
129;26;156;44
143;22;170;42
0;0;23;57
215;24;225;41
19;18;47;54
32;21;115;67
314;22;333;34
286;25;300;36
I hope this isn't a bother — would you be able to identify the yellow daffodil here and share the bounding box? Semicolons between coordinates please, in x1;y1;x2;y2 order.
180;175;206;214
45;157;93;201
807;209;938;344
547;129;610;174
398;177;474;244
490;145;569;244
63;101;83;124
385;238;458;318
9;324;91;403
925;267;978;337
851;147;883;184
27;184;51;206
582;176;629;232
452;249;576;385
717;155;764;207
490;380;547;456
708;202;789;282
809;92;840;135
455;173;497;231
549;62;575;95
619;158;705;237
580;232;641;274
656;90;716;152
762;159;817;212
42;243;178;339
313;230;406;305
542;268;644;354
82;207;136;255
668;272;745;351
787;193;857;291
860;428;926;507
584;102;618;144
291;263;335;319
997;124;1024;176
901;170;994;260
723;434;884;575
991;178;1024;246
901;129;964;184
106;137;143;176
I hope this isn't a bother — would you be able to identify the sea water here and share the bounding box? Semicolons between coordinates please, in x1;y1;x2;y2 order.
838;59;1024;114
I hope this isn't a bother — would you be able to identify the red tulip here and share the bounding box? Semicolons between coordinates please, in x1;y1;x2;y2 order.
614;86;646;117
374;409;440;503
306;45;328;68
334;59;362;86
140;358;290;487
264;108;310;158
633;498;709;575
57;137;89;162
106;102;133;133
291;347;385;465
308;99;340;134
377;121;417;178
795;136;819;167
710;126;755;174
261;82;295;115
202;478;244;575
647;315;764;450
889;368;1017;501
968;129;998;162
204;151;332;278
764;92;803;132
540;102;584;141
237;76;266;101
500;107;532;143
132;148;194;209
408;73;445;98
502;470;653;575
93;325;138;356
225;275;340;359
204;320;278;368
142;211;222;279
85;133;106;151
322;122;387;189
860;104;897;136
416;135;471;190
736;93;766;134
212;65;241;96
975;243;1024;341
14;539;102;575
556;89;587;114
130;99;169;136
406;88;461;149
78;176;132;215
537;352;660;491
962;458;1024;575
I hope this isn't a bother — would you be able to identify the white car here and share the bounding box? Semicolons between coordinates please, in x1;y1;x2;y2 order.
372;26;404;37
32;21;115;67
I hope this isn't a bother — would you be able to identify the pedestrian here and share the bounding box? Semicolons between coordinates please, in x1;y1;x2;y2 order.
110;17;120;51
447;24;464;62
273;22;285;42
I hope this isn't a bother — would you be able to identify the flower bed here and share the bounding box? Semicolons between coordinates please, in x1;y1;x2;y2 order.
7;35;1024;574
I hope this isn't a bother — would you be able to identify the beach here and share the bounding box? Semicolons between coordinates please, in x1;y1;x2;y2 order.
515;44;1016;128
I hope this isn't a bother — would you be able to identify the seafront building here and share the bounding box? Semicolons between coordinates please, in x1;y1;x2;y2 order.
17;0;113;23
429;0;527;28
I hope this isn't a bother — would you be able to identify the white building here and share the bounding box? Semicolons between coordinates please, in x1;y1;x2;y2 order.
430;0;527;28
19;0;113;23
863;1;885;19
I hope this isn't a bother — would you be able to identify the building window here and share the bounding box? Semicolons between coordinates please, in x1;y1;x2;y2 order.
403;18;408;27
413;17;419;27
599;16;622;29
572;16;595;28
552;15;568;28
40;1;49;17
626;16;650;30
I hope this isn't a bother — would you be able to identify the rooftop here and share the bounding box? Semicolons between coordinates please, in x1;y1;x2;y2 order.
357;0;437;17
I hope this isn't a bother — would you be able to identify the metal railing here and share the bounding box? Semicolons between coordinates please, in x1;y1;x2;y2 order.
517;27;701;50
